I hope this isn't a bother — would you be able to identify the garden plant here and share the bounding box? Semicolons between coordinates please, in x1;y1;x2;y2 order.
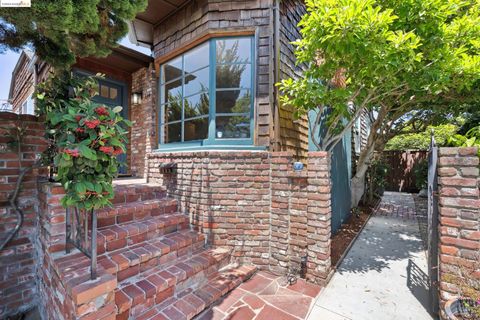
36;73;130;210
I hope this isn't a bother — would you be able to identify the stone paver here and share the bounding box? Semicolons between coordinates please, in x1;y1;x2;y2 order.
197;271;322;320
308;192;435;320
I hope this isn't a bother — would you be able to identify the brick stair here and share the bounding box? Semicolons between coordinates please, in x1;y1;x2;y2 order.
116;247;231;319
97;198;178;227
51;181;256;320
136;264;257;320
97;213;190;254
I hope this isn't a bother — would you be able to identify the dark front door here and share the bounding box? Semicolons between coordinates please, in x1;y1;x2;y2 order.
92;78;129;175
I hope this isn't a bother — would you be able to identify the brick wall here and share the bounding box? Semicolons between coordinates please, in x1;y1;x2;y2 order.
130;64;157;178
36;183;116;320
0;112;47;318
146;150;332;284
437;147;480;318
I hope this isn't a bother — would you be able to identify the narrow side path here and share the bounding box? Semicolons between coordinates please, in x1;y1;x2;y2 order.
308;192;436;320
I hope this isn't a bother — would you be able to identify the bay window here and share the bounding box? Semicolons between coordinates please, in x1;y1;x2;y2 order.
159;36;254;149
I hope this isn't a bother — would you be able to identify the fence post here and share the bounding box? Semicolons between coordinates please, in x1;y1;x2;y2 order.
437;147;479;319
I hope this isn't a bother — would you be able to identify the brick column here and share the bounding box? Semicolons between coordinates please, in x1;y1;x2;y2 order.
269;152;292;274
437;147;480;318
131;63;157;178
306;151;332;285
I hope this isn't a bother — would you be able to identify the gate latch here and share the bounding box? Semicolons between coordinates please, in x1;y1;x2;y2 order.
159;163;177;174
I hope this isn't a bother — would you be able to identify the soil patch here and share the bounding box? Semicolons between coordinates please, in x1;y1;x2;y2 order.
330;205;373;267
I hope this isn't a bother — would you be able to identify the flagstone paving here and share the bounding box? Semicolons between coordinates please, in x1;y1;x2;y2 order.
196;271;322;320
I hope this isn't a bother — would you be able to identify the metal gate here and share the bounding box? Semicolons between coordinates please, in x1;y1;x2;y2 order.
427;136;439;314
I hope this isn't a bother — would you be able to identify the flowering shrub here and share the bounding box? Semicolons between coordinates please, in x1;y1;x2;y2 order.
36;73;130;210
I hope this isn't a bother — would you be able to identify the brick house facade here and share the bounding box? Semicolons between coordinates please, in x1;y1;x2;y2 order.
2;1;479;319
1;1;372;319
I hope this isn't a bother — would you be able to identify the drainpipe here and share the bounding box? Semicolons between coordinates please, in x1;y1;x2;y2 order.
272;0;282;152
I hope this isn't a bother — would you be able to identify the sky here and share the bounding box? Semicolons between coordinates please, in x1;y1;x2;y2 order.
0;37;151;102
0;49;21;101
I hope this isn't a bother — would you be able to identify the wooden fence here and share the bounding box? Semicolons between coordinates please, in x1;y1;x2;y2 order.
382;150;428;193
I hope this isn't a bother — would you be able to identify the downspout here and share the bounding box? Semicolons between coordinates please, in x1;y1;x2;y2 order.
272;0;282;151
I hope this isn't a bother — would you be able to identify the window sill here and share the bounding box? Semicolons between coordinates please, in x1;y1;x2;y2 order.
153;144;267;153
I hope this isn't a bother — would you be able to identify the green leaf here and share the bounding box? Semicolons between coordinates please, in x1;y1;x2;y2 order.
94;183;102;194
75;182;87;194
78;144;97;160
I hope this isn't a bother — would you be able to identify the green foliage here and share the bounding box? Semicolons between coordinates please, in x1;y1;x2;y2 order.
413;159;428;190
370;158;389;191
278;0;480;151
385;124;459;150
36;73;131;210
447;125;480;156
459;105;480;134
366;158;389;204
0;0;147;68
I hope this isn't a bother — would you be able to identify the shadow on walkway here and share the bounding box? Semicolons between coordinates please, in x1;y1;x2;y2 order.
310;192;436;320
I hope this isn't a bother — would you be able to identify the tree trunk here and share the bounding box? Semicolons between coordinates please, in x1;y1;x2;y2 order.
351;142;376;207
350;106;389;208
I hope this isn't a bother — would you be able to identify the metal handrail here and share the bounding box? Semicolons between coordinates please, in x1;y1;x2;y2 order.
66;207;97;280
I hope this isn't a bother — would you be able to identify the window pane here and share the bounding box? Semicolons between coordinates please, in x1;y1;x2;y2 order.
110;87;118;99
164;122;181;143
216;38;251;64
216;90;251;114
100;85;109;98
184;42;209;73
184;117;209;141
216;64;251;89
185;93;209;119
184;67;209;97
216;115;250;139
162;78;182;105
165;103;182;123
161;56;183;83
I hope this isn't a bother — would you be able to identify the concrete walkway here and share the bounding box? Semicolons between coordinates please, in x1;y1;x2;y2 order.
308;192;436;320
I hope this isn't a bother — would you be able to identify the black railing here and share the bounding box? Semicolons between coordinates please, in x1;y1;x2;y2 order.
427;134;439;314
65;207;97;280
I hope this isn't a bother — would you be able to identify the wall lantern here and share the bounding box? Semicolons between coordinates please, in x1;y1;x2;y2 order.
131;91;143;105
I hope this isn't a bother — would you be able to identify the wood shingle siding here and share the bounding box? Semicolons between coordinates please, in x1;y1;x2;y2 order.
278;0;309;158
153;0;275;148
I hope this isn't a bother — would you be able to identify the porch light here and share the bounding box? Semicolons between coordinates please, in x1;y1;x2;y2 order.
131;91;142;105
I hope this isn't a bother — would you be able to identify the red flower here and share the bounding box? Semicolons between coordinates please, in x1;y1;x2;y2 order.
99;146;114;155
75;115;83;122
113;148;124;156
75;128;85;134
85;119;100;129
64;148;80;158
95;106;110;116
85;191;98;197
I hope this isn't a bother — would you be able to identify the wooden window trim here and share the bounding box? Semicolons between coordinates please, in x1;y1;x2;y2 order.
154;28;255;76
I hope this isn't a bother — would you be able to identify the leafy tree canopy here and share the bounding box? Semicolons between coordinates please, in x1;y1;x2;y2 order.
0;0;147;68
385;123;459;150
279;0;480;206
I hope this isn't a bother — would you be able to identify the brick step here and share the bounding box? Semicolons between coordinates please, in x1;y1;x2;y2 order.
136;264;257;320
112;182;166;205
115;247;232;319
97;213;189;255
97;198;178;228
97;230;206;283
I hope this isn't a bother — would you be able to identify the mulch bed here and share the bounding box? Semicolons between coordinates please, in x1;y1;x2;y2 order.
330;205;374;268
